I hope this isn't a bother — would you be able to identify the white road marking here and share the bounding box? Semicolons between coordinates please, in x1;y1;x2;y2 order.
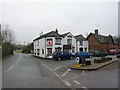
6;66;14;73
63;80;71;86
15;54;21;64
8;66;14;71
54;66;63;71
81;87;88;90
65;70;88;81
5;54;22;74
39;60;71;87
73;80;80;85
39;61;52;71
61;69;71;77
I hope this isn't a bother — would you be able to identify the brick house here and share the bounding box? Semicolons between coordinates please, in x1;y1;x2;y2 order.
87;30;118;53
113;37;120;49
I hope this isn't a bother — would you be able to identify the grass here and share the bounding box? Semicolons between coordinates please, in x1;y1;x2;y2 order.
14;50;22;53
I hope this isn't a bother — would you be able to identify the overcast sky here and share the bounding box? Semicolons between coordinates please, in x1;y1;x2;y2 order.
2;1;118;45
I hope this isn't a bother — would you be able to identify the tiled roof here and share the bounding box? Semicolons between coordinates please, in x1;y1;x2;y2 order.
113;37;120;45
87;33;115;44
93;34;109;44
61;32;70;37
33;31;62;41
74;34;86;41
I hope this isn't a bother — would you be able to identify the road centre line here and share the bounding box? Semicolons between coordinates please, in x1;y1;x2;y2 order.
61;69;71;77
8;66;14;71
39;60;71;87
5;54;22;74
15;54;21;64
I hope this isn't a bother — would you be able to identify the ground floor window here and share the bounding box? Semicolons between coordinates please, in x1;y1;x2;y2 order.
34;49;36;54
42;49;44;54
84;48;87;52
72;47;75;53
55;48;61;52
79;47;83;51
63;49;71;53
37;49;40;55
47;48;52;54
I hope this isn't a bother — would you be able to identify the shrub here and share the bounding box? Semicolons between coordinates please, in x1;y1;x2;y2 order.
2;42;14;57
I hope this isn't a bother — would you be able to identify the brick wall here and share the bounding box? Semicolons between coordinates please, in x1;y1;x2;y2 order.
88;35;118;53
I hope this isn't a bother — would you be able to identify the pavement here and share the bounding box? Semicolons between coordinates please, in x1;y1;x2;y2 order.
69;57;119;70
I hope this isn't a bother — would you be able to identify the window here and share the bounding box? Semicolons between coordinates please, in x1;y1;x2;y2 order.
72;47;75;53
47;48;52;54
37;41;39;46
47;39;53;46
34;49;36;54
55;48;61;52
67;39;72;45
85;48;87;52
79;47;83;51
55;38;62;45
79;41;83;46
37;49;40;55
42;49;44;54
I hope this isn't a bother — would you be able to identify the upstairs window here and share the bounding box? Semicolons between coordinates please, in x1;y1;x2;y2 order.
55;38;62;45
37;41;39;46
79;41;83;46
47;39;53;46
67;39;72;45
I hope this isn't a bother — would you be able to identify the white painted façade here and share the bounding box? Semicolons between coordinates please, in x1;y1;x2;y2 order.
33;29;88;58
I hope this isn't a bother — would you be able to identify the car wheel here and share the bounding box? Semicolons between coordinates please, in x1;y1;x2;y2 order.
70;56;74;60
58;57;61;61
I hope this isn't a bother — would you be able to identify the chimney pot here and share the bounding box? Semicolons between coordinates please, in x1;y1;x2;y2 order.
95;29;98;35
55;29;58;33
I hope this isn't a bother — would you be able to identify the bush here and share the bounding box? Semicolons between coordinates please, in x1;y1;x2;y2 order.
2;42;14;57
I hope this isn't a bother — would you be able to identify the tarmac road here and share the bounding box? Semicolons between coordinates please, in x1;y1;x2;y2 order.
2;53;119;89
3;53;69;88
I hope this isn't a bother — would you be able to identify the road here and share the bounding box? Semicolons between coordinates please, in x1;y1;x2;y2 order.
3;53;119;88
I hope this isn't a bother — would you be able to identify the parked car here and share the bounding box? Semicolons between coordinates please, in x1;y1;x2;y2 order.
117;49;120;54
108;49;119;55
53;51;75;60
93;51;108;57
75;51;92;58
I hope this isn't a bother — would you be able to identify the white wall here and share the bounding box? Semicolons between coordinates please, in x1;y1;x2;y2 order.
76;40;89;52
34;38;46;58
62;33;76;53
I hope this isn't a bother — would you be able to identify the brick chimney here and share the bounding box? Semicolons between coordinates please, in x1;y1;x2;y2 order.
55;29;58;34
95;29;98;35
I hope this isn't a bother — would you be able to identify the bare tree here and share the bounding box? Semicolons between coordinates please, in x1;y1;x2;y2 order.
1;24;15;43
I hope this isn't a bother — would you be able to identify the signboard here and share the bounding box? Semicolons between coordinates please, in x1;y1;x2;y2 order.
63;45;71;49
47;39;53;46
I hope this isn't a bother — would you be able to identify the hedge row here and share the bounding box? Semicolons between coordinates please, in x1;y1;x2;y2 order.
2;42;14;57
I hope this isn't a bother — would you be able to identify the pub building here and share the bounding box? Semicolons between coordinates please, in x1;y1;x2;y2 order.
33;29;77;58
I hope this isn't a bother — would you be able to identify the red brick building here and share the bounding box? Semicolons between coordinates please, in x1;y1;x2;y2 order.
87;30;118;53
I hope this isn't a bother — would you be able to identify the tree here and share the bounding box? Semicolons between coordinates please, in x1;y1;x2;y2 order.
1;24;16;57
22;43;33;53
2;24;15;43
